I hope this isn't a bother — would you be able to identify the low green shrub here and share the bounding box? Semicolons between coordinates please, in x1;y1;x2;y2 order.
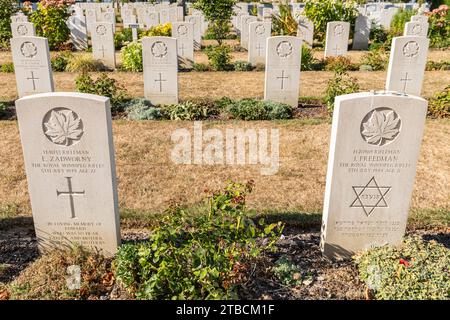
369;25;390;48
301;45;316;71
161;101;219;120
121;42;143;72
205;44;232;71
325;71;360;112
124;98;161;120
192;63;211;72
51;51;73;72
324;56;358;73
114;28;133;49
0;102;7;118
360;47;389;71
75;73;128;111
140;23;172;37
355;236;450;300
0;62;14;73
114;181;283;299
426;60;450;71
225;99;293;120
428;85;450;118
233;60;253;71
66;54;107;73
273;256;303;286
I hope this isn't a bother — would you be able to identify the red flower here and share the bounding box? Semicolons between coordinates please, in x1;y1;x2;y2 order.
399;258;410;267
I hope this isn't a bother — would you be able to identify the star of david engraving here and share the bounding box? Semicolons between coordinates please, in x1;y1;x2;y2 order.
350;177;391;217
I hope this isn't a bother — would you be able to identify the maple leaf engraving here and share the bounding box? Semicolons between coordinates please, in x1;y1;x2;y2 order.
44;110;83;146
361;110;400;146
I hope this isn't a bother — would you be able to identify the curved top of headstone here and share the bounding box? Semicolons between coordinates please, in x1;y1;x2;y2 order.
335;91;427;105
17;91;110;104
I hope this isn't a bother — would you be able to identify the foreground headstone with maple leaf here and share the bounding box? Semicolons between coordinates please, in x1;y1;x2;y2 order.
320;92;427;260
15;92;121;257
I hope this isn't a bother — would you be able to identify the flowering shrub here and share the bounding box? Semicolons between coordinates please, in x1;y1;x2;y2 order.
139;23;171;37
30;0;75;50
427;5;450;48
121;42;143;72
355;236;450;300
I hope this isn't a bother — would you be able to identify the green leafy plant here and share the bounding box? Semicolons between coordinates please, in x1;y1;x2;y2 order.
272;3;299;36
390;8;417;36
426;60;450;71
114;181;284;300
205;44;232;71
324;56;357;73
121;42;143;72
233;60;253;71
0;102;7;118
301;45;317;71
161;101;219;120
124;98;161;120
225;99;293;120
355;236;450;300
30;0;73;50
369;24;390;50
273;256;303;286
51;51;73;72
304;0;358;43
0;0;17;49
75;72;128;111
140;23;171;37
360;47;389;71
0;62;14;73
114;28;133;49
192;63;211;72
325;71;360;112
428;85;450;118
193;0;236;45
66;54;106;72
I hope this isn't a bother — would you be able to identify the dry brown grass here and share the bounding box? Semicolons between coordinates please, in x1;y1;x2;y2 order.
0;119;449;216
0;70;449;102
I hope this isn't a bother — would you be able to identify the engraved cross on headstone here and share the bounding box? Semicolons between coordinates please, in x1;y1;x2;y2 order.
179;43;186;56
333;44;340;56
99;45;107;58
256;43;264;56
56;177;85;219
400;72;413;92
27;71;39;90
277;70;289;90
155;72;167;92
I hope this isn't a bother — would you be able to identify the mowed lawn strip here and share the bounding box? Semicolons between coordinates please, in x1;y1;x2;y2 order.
0;119;449;218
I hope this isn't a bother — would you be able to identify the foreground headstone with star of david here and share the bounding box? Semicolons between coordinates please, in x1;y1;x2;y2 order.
142;36;178;105
264;36;301;108
16;92;121;257
320;92;428;260
10;36;54;98
386;36;429;96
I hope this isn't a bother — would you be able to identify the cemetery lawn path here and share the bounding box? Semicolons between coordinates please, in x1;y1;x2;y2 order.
0;119;449;219
0;70;449;102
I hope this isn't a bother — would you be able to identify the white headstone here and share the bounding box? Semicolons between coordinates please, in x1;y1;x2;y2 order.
324;21;350;58
101;9;116;31
379;7;398;30
11;22;35;38
11;36;54;98
264;36;301;108
15;92;121;257
142;36;178;105
353;14;371;50
320;92;428;260
172;22;194;67
240;15;257;50
185;15;202;50
11;13;28;23
68;14;88;50
91;22;115;68
404;21;429;37
411;15;428;24
143;11;159;29
386;36;429;96
297;16;314;48
248;21;271;65
85;8;97;35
